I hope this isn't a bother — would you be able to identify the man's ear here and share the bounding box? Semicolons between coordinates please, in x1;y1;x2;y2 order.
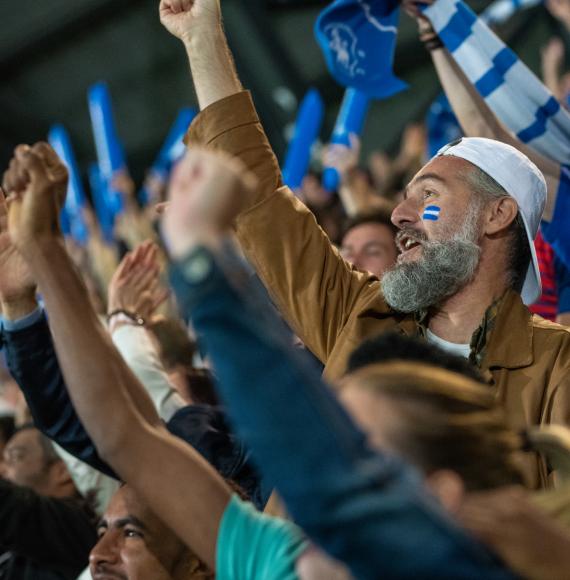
484;196;518;237
425;469;466;514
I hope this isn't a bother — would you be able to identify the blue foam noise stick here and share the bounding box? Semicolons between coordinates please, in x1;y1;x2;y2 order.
48;125;89;245
282;88;325;191
139;107;197;205
88;163;114;243
88;82;127;217
323;88;371;192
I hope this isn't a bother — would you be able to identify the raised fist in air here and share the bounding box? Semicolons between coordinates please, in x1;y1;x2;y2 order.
2;142;68;254
159;0;221;43
161;148;257;258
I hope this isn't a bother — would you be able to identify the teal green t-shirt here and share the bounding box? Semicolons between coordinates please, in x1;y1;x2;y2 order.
216;494;308;580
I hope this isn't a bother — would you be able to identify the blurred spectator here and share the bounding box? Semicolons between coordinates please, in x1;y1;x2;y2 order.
339;209;398;278
0;425;97;579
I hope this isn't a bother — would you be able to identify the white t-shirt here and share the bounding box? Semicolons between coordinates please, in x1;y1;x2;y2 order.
426;329;471;359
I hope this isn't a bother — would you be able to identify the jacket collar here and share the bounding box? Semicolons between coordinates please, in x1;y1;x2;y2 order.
482;289;534;370
401;289;533;371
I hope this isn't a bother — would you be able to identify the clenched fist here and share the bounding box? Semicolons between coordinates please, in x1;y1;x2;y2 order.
2;142;68;254
161;148;257;259
159;0;221;44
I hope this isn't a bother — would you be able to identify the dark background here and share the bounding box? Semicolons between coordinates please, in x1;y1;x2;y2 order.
0;0;562;186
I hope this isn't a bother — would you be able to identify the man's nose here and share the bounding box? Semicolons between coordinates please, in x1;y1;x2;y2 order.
89;531;121;571
391;197;421;230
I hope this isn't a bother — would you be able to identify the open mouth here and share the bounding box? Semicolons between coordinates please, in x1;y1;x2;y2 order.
396;232;425;261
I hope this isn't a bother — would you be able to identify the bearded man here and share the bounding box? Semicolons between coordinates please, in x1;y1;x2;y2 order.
158;0;570;489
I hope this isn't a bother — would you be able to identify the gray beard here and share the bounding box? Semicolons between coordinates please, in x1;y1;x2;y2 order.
381;239;481;312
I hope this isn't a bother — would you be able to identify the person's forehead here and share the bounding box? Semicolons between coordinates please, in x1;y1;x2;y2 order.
6;428;39;451
342;222;395;246
406;155;475;196
104;486;161;533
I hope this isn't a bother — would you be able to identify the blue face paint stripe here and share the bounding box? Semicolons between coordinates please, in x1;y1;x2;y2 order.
423;205;441;221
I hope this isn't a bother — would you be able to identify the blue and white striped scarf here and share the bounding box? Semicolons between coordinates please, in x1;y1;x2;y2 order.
424;0;570;164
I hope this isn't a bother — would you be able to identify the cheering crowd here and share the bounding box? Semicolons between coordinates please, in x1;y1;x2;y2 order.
2;0;570;578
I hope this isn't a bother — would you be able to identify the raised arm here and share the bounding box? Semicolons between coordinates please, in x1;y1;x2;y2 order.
159;0;241;111
106;240;185;420
0;190;112;474
160;1;382;364
162;152;513;579
3;143;230;570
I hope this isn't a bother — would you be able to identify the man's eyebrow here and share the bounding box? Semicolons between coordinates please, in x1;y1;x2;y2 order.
97;515;148;531
404;173;449;199
115;516;148;531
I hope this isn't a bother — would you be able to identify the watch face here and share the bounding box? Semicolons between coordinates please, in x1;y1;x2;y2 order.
181;249;214;283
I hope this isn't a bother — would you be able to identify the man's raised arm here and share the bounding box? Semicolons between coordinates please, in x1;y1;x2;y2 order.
2;142;230;570
159;0;241;111
160;0;382;364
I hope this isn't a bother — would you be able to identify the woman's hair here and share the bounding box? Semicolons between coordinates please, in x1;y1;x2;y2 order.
344;361;525;491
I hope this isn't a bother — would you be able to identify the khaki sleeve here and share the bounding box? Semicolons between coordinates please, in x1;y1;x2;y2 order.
186;92;383;363
185;91;282;207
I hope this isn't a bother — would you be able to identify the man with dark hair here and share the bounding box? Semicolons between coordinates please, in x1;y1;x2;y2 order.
0;426;97;579
90;484;211;579
340;209;399;278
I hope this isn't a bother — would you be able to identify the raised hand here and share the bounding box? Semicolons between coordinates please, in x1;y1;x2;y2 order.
107;241;169;321
161;148;257;259
0;188;36;317
2;142;68;255
159;0;221;43
400;0;433;20
546;0;570;32
322;134;361;183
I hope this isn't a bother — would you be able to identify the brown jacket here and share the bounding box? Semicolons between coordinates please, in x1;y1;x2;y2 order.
187;91;570;489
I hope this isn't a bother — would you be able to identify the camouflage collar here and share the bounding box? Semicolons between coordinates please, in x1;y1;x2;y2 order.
415;292;508;368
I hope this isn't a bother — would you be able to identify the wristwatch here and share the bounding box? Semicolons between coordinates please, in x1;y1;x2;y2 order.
107;309;146;334
178;246;215;284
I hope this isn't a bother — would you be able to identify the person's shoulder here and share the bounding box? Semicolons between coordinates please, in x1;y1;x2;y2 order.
531;314;570;337
531;315;570;368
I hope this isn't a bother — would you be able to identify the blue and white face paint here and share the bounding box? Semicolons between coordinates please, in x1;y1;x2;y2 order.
422;206;441;221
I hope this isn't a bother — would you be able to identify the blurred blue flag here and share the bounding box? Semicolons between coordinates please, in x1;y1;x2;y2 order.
48;125;89;245
315;0;408;99
283;89;325;191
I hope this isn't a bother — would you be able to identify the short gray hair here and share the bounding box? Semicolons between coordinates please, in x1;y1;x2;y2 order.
464;166;531;294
